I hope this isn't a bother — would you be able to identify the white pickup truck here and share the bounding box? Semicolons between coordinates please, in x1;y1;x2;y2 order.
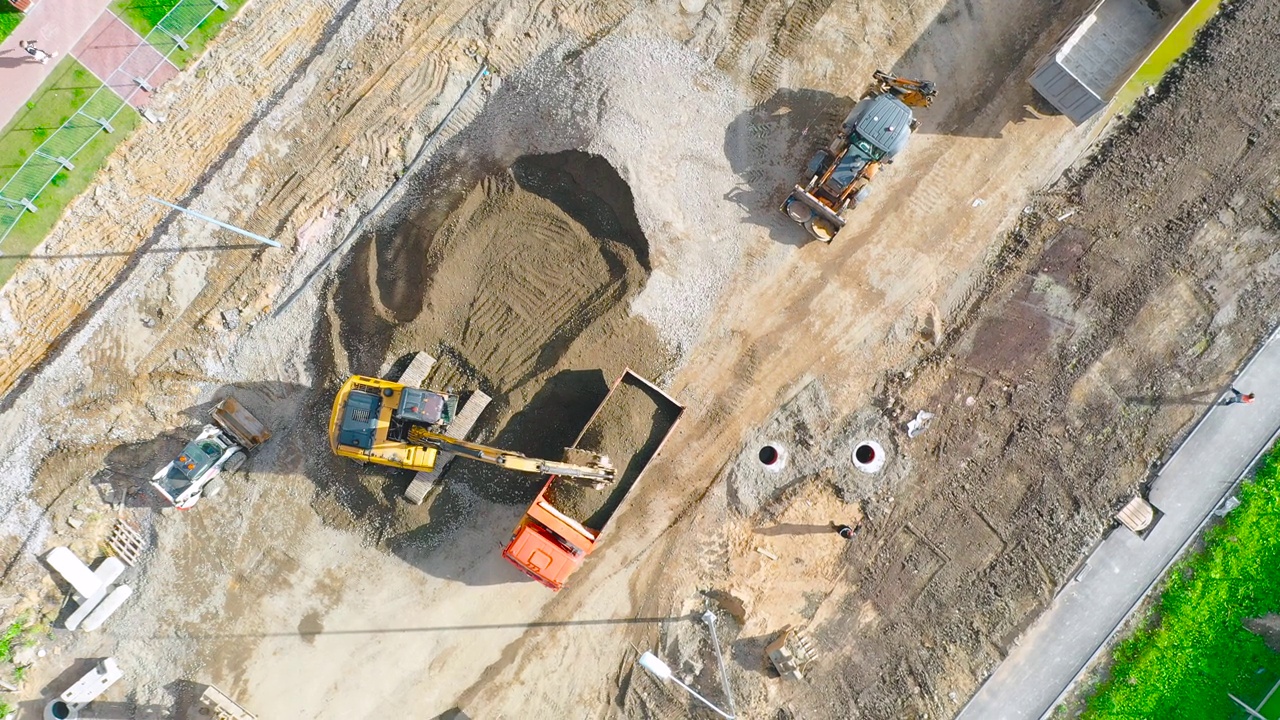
150;397;270;509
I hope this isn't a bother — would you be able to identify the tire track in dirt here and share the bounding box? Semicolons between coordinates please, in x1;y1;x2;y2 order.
0;0;347;408
716;0;837;98
807;3;1280;715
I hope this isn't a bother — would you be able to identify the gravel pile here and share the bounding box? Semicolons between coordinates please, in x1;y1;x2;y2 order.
403;33;751;359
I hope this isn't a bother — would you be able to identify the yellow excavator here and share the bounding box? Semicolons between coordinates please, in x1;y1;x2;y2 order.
782;70;937;241
327;374;616;487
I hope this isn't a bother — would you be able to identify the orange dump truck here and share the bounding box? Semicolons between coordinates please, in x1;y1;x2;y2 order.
503;370;684;590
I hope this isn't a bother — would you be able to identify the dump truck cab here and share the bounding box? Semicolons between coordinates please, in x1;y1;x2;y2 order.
504;513;586;590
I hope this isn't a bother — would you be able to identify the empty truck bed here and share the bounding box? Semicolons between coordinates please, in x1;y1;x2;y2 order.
545;372;683;532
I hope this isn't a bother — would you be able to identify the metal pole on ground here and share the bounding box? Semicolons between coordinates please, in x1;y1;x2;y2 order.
703;610;738;718
637;651;734;720
146;196;281;248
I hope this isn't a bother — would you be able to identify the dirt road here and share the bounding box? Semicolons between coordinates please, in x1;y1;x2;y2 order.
3;0;1275;717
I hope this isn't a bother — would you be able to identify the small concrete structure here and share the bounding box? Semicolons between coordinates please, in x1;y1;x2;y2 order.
45;547;132;631
757;442;788;472
45;547;107;601
81;585;133;632
852;440;886;474
43;657;122;720
1116;495;1162;538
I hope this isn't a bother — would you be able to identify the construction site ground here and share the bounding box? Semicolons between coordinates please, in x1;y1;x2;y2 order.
1;0;1279;717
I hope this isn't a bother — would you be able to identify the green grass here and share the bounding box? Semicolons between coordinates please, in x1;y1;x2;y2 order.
1112;0;1224;112
0;618;24;664
1262;683;1280;718
0;5;22;45
1081;442;1280;718
109;0;250;68
0;57;138;286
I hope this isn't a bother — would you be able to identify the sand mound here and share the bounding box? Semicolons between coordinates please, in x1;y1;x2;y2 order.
313;150;674;533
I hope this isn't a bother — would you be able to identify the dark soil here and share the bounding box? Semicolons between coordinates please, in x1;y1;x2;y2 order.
784;0;1280;716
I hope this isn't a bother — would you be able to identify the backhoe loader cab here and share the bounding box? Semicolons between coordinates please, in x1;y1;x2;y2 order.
783;70;935;242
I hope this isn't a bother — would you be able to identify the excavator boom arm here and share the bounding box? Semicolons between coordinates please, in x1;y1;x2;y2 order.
407;425;615;482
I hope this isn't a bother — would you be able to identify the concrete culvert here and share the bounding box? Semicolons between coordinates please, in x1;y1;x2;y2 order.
852;440;885;474
758;443;787;471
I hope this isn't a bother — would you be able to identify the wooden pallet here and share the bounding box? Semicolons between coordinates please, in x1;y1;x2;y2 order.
193;685;256;720
106;518;145;566
404;390;492;505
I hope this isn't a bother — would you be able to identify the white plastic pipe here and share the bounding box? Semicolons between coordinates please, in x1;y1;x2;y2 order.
637;651;735;719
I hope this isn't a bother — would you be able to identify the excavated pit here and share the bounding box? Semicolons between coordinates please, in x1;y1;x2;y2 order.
310;150;673;540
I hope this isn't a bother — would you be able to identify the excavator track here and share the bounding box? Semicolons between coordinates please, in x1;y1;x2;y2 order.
404;389;492;505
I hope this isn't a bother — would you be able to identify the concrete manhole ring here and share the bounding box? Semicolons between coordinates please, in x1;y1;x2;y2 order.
758;442;788;472
852;440;885;474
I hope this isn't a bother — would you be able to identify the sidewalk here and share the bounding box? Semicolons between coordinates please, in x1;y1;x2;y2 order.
0;0;112;131
72;11;178;109
958;327;1280;720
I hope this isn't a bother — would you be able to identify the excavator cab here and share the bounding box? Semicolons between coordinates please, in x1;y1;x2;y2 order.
388;387;457;442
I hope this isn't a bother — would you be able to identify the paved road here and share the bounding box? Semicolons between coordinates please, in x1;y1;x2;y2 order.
958;326;1280;720
0;0;111;130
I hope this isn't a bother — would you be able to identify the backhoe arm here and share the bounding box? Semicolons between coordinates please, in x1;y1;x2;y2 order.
872;70;937;107
407;425;616;483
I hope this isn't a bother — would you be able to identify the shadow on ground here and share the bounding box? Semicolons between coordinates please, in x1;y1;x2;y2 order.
18;666;207;719
723;87;853;247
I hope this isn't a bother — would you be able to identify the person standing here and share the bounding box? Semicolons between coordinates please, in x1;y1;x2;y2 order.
18;40;57;65
1221;387;1255;406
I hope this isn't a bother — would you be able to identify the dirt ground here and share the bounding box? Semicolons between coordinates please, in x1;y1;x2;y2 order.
2;0;1279;717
